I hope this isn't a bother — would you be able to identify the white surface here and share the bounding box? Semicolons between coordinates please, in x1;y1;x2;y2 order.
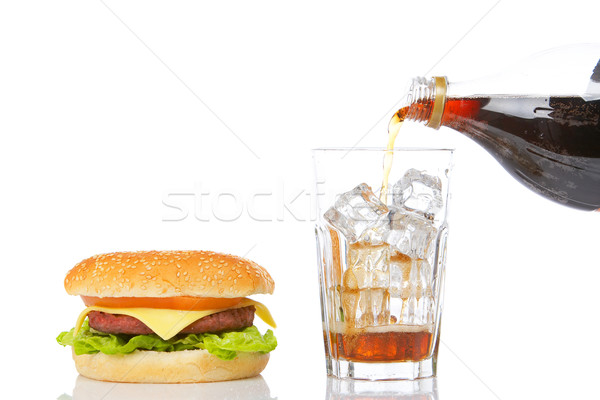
1;1;599;399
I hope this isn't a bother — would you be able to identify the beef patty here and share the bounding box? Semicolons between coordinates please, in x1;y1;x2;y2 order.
88;306;255;336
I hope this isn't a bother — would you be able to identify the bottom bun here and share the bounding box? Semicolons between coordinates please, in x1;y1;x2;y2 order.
72;349;270;383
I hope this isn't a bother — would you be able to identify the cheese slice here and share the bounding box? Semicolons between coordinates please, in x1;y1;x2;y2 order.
74;298;276;341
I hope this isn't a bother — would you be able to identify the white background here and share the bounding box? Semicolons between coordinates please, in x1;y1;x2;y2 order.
1;1;599;399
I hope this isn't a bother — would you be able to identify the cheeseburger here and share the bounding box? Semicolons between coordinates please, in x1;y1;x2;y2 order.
57;250;277;383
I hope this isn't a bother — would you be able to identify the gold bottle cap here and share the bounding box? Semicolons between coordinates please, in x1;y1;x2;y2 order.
426;76;447;130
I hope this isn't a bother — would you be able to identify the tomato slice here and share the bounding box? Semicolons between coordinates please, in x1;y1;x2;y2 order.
81;296;243;311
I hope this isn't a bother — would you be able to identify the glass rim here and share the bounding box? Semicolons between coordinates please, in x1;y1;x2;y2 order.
312;146;455;153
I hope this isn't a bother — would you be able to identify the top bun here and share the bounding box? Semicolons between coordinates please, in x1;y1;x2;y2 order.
65;250;274;298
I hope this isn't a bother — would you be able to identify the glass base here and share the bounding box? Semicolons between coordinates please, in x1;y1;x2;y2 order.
327;356;436;381
326;375;438;399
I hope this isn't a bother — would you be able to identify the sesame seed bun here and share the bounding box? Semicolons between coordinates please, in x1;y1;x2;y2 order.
72;348;270;383
64;250;274;298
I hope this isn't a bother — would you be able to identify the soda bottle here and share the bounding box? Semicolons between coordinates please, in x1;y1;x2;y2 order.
391;44;600;211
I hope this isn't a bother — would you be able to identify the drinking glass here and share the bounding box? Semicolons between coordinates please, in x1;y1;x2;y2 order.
313;147;453;380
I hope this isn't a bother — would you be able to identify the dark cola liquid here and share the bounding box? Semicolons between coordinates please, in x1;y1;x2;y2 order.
329;330;433;362
440;96;600;210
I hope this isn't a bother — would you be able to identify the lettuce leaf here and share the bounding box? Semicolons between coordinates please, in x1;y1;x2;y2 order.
57;320;277;361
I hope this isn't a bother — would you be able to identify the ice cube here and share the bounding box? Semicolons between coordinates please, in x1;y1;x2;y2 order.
343;243;390;289
341;243;391;328
393;169;443;217
324;183;389;242
384;208;438;260
357;214;389;245
388;253;434;325
341;288;390;328
389;252;413;299
368;288;391;326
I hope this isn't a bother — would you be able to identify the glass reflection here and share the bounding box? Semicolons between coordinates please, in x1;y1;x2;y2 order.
326;377;438;400
67;374;276;400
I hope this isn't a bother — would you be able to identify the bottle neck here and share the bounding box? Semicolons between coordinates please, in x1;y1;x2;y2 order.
405;76;448;129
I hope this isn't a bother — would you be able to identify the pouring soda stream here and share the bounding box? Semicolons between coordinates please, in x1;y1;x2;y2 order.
379;107;407;204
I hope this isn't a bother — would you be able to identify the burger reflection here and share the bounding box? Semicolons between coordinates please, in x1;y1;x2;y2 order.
326;377;438;400
70;374;276;400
